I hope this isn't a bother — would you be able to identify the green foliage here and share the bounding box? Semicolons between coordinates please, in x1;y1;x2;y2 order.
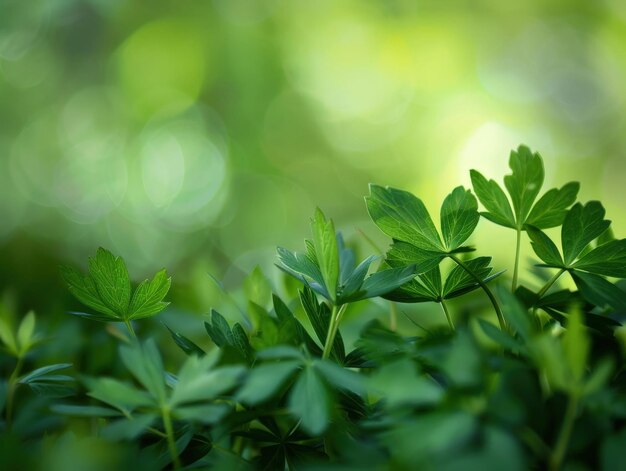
3;144;626;471
62;247;171;325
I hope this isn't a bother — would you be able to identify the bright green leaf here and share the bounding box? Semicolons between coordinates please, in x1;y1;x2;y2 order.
88;247;132;316
128;269;171;320
503;145;544;226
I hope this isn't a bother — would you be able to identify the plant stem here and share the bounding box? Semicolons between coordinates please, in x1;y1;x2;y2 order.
549;394;579;471
449;254;505;330
124;319;137;339
512;227;522;292
322;304;347;360
6;356;24;432
389;302;398;332
162;406;181;470
537;269;566;300
440;300;454;331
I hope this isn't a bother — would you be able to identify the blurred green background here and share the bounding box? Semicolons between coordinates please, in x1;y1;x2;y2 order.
1;0;626;320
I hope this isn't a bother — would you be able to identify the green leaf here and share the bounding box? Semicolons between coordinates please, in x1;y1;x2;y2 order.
276;247;329;299
237;360;302;405
525;182;579;229
313;359;364;395
288;366;330;436
442;257;492;298
88;247;132;316
204;310;233;348
300;288;344;361
101;414;157;440
170;355;245;407
440;186;480;251
478;319;523;351
60;265;117;318
311;208;340;302
571;271;626;311
341;255;376;298
386;241;446;274
51;404;122;417
128;269;171;320
470;169;515;228
562;202;611;265
243;266;272;308
366;184;443;252
572;239;626;277
0;316;18;356
16;310;36;354
346;265;416;302
563;308;589;385
497;286;533;340
86;377;154;413
503;145;544;226
367;359;443;407
120;339;166;404
165;325;206;357
526;226;564;267
19;363;72;384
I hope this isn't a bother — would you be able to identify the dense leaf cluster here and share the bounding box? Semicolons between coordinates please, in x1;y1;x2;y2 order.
1;145;626;471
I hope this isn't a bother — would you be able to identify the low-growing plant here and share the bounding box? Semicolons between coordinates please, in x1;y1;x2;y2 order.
1;145;625;471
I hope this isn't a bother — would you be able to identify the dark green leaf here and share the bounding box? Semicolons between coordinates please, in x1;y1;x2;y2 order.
442;257;492;298
470;169;515;228
366;184;443;252
571;271;626;311
386;240;446;274
562;202;611;265
497;286;533;340
313;359;364;395
18;363;72;384
237;360;301;405
478;319;523;351
348;264;416;301
166;325;205;357
51;404;122;417
525;181;579;229
440;186;479;250
288;366;330;435
526;226;564;267
300;288;344;361
573;239;626;277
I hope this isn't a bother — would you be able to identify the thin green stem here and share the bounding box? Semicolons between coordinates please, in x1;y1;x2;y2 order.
512;227;522;291
124;319;137;339
6;356;24;431
162;406;181;470
537;269;566;300
549;394;579;471
389;302;398;332
449;254;505;330
440;300;454;331
322;304;347;360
